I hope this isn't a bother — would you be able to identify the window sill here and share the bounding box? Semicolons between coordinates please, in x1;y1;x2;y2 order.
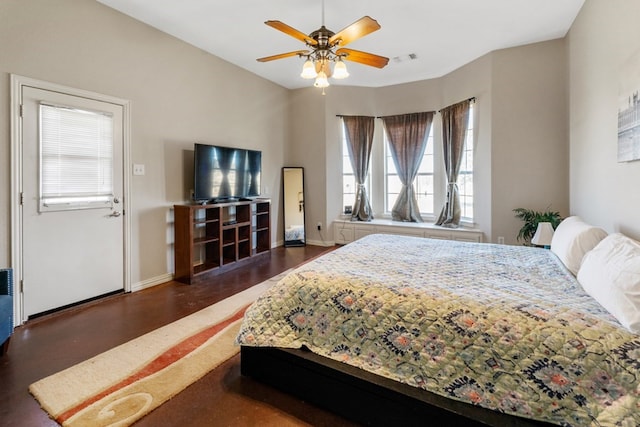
333;218;483;244
336;215;478;231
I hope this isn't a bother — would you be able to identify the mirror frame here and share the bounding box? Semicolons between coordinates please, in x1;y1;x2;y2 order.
282;167;306;247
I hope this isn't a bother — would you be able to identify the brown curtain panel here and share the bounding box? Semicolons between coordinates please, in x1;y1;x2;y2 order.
342;116;375;221
381;112;434;222
435;99;472;228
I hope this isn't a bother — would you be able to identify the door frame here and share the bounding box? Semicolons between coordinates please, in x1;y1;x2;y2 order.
10;74;132;324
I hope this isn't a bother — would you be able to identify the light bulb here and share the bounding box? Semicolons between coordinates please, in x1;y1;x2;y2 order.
314;71;330;88
333;60;349;79
300;60;317;79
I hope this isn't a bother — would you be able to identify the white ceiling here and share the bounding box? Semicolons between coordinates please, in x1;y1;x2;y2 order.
96;0;585;90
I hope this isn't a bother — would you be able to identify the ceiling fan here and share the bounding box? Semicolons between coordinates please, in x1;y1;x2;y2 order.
257;4;389;92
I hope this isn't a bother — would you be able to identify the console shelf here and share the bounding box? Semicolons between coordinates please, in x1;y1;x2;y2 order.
173;199;271;284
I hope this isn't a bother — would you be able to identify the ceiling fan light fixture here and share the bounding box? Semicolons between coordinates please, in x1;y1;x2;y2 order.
259;12;387;93
332;59;349;79
300;59;318;79
314;70;330;88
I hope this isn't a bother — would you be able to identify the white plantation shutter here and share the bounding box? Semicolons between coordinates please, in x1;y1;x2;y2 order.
39;103;114;211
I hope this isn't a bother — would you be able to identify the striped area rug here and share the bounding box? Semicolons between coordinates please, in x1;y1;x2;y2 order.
29;270;288;427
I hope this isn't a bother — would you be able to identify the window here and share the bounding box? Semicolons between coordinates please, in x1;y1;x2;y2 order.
340;103;475;222
40;103;114;211
342;130;356;210
457;104;474;220
384;128;434;215
341;126;373;211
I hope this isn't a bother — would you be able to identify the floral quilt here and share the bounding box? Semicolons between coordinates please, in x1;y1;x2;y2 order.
236;234;640;426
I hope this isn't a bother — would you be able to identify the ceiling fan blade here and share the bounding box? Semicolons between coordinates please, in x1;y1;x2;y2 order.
265;20;318;46
329;16;381;47
257;50;309;62
336;48;389;68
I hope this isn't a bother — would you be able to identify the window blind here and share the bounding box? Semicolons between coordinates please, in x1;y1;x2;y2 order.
39;103;114;210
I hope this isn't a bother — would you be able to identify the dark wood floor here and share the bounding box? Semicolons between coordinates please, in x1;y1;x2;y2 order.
0;245;360;427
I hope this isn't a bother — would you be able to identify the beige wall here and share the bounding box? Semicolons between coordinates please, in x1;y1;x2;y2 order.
0;0;289;284
287;88;328;245
491;39;569;244
568;0;640;240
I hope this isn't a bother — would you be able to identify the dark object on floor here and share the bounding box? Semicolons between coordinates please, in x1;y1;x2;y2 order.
0;268;13;356
241;346;554;427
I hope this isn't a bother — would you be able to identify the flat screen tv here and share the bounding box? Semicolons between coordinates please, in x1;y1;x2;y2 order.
193;143;261;203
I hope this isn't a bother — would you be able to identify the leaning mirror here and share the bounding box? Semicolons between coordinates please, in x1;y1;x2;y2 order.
282;167;305;246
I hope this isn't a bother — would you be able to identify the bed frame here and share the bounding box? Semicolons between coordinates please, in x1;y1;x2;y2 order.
241;346;554;427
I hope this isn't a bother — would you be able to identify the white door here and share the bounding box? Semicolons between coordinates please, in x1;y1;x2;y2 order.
21;86;125;317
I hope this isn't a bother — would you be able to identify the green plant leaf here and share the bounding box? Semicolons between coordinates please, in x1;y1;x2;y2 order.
513;208;563;245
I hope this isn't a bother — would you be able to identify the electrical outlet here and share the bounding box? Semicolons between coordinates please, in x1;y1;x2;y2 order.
498;236;505;244
133;164;145;176
317;222;322;231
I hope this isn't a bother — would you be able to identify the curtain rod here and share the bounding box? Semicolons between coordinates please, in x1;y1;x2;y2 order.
438;96;476;113
336;97;476;119
336;96;476;119
374;110;437;119
335;114;377;118
332;112;436;118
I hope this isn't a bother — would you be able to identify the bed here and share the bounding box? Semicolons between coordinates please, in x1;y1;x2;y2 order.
236;230;640;426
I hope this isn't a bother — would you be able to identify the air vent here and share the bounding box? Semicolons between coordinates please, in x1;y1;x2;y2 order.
392;53;418;63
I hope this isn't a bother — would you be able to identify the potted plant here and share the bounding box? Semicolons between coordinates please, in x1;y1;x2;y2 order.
513;207;563;246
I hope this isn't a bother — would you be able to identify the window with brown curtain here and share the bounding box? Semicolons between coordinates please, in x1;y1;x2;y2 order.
435;99;473;228
339;99;475;225
341;115;375;221
381;112;435;222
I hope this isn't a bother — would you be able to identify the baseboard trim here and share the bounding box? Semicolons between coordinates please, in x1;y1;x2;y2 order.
305;238;335;247
131;273;173;292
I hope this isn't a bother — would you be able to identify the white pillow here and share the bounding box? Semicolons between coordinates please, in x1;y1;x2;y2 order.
550;216;608;275
577;233;640;334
